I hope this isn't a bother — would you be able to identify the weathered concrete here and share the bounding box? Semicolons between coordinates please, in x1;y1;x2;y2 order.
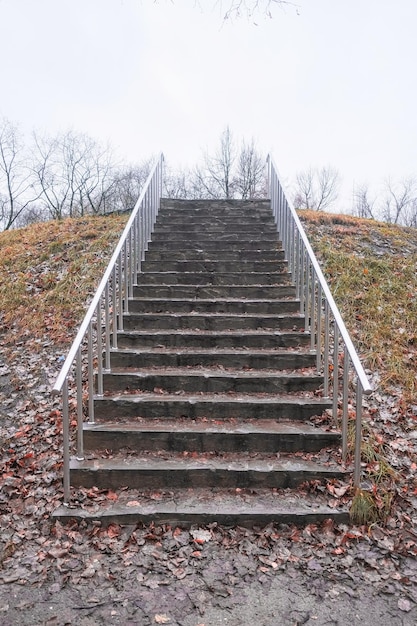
63;198;347;525
69;455;346;490
108;347;316;370
122;312;304;331
83;419;339;453
93;393;332;422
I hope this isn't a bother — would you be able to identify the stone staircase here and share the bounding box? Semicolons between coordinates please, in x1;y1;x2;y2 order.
61;199;349;526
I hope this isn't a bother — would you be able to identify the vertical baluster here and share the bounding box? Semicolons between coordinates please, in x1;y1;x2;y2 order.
104;282;111;370
123;240;129;314
88;322;95;424
96;300;103;397
354;384;363;487
342;346;349;461
332;322;339;423
118;254;123;330
310;268;316;352
323;300;330;398
76;347;84;460
304;251;311;333
316;282;322;371
294;230;300;299
299;243;305;315
62;379;70;506
133;214;138;280
112;265;118;347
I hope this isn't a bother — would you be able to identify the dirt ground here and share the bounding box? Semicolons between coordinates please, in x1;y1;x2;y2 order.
0;557;416;626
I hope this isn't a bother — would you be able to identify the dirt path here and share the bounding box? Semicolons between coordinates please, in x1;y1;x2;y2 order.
0;562;415;626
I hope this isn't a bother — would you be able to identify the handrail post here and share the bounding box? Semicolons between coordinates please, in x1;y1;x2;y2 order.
62;381;70;506
76;346;84;460
354;384;363;486
342;346;349;461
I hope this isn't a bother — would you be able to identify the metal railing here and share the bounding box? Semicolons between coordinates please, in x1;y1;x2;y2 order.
52;153;164;505
267;155;372;487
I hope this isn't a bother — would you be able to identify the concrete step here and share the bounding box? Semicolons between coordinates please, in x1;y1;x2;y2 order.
108;347;316;370
154;216;275;226
122;312;304;331
147;240;282;252
53;488;349;527
69;454;345;490
150;232;279;242
116;329;309;350
132;284;297;299
144;249;285;261
127;298;300;315
83;419;339;454
155;216;276;227
159;198;271;212
140;260;287;273
101;369;323;395
94;392;331;422
136;272;291;286
157;204;273;217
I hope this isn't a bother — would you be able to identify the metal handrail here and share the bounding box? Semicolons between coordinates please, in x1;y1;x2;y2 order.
267;155;372;487
52;153;164;505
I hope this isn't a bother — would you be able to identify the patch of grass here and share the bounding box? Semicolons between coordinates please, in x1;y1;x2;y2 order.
301;211;417;402
350;486;394;525
0;214;128;349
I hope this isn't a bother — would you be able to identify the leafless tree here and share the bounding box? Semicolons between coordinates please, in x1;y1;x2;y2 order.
192;126;236;199
294;166;341;211
106;159;155;213
382;177;417;225
32;130;116;219
216;0;297;20
352;184;377;220
163;167;191;199
191;128;267;200
235;138;267;198
0;118;40;230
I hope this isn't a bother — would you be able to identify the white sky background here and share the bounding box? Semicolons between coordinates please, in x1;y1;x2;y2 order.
0;0;416;211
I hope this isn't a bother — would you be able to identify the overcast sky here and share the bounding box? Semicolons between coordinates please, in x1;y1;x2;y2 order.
1;0;416;210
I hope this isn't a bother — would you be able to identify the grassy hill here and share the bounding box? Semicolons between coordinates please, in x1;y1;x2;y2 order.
0;209;416;528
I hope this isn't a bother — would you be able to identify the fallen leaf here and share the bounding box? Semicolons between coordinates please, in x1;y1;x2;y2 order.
154;614;170;623
398;598;412;612
190;529;211;544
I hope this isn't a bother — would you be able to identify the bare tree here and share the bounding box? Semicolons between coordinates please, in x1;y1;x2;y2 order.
382;177;417;225
294;168;314;210
106;159;155;213
212;1;296;20
192;126;236;199
235;138;267;198
352;184;377;220
32;130;116;219
163;167;191;199
294;166;341;211
0;118;40;230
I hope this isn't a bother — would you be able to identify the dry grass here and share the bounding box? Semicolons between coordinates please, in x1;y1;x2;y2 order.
0;214;127;351
300;211;417;402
